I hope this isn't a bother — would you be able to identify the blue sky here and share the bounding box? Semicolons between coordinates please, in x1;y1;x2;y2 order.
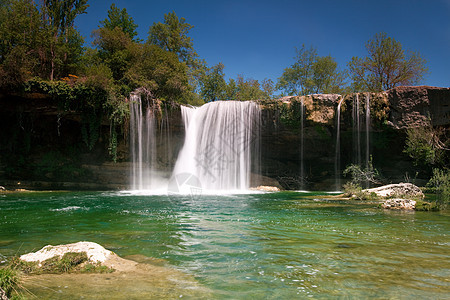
75;0;450;88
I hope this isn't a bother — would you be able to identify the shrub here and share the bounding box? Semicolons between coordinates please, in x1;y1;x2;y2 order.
342;182;378;200
404;126;448;168
426;168;450;209
343;157;381;186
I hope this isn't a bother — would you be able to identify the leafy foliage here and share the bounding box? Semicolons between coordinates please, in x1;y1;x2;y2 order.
277;44;347;95
342;182;378;200
404;125;448;168
199;62;227;102
100;3;138;40
148;11;197;64
343;157;381;186
426;168;450;208
348;32;428;92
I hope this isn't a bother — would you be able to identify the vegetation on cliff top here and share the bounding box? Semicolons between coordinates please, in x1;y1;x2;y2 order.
0;1;429;102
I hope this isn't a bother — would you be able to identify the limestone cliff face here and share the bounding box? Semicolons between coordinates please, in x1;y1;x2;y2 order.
0;86;448;190
387;86;450;128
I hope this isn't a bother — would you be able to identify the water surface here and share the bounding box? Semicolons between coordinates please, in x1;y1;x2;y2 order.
0;191;448;298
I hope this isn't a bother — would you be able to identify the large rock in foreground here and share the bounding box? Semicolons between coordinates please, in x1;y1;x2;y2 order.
20;241;113;264
19;241;211;298
364;183;424;199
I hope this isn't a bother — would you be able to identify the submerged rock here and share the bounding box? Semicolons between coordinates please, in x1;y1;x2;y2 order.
382;199;416;210
252;185;281;192
363;183;424;199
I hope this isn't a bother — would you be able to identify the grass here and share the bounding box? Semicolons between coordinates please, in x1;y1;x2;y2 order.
9;252;114;275
0;266;26;299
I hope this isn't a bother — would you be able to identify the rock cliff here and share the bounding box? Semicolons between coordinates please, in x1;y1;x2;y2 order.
0;86;448;190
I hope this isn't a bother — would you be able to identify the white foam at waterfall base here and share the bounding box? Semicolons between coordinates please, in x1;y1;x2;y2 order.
172;101;261;193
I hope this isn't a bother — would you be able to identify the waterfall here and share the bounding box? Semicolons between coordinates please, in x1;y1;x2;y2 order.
353;94;362;166
172;101;261;191
335;98;343;191
365;93;371;170
129;94;157;190
160;103;172;169
300;98;304;189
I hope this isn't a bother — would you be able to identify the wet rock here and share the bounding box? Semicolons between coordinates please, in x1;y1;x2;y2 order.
382;199;416;210
250;173;283;189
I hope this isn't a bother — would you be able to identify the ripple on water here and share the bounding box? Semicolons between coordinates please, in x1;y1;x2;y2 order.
49;206;88;212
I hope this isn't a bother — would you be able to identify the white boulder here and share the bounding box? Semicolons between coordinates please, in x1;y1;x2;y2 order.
364;183;424;199
20;241;113;264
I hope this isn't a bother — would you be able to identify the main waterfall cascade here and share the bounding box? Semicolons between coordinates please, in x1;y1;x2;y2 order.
173;101;261;191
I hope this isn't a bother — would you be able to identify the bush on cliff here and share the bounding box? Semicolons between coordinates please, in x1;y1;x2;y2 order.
426;168;450;209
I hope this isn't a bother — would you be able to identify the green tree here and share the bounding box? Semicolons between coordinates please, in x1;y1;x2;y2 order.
148;11;204;97
126;43;191;102
148;11;197;64
199;62;227;102
348;32;428;92
261;78;275;99
312;56;347;94
92;26;135;82
41;0;88;80
0;0;43;87
100;3;138;41
277;45;346;95
235;75;265;100
225;78;238;100
277;44;316;95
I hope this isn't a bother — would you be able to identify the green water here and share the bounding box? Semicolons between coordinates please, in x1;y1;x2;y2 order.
0;191;449;299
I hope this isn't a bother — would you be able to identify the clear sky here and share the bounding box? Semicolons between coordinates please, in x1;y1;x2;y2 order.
75;0;450;88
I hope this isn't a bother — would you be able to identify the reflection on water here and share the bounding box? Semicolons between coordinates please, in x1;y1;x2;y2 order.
0;191;449;298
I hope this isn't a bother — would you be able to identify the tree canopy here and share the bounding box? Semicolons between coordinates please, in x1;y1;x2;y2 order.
348;32;427;92
100;3;138;41
148;11;197;64
277;45;347;96
0;1;429;102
